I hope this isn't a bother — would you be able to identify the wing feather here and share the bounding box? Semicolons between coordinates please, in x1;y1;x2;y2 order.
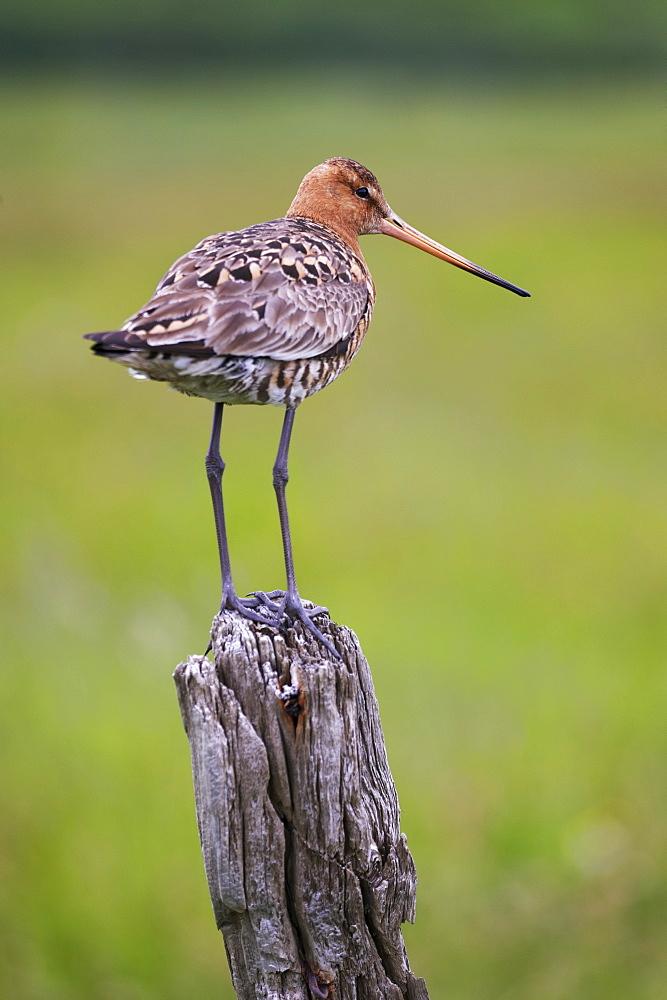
121;219;371;361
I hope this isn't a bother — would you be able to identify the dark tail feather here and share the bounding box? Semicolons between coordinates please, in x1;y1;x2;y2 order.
84;330;146;354
85;329;217;358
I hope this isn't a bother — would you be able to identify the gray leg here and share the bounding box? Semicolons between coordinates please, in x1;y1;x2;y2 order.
273;406;299;599
205;403;271;625
268;407;340;659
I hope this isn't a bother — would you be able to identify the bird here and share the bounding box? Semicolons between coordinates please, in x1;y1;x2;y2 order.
85;157;529;658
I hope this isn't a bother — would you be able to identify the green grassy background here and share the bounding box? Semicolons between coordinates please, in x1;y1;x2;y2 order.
1;73;665;998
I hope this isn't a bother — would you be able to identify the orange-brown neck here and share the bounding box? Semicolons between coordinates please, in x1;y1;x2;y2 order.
286;184;364;258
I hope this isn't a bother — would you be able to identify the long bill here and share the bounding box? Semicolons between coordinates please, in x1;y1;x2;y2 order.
380;213;530;297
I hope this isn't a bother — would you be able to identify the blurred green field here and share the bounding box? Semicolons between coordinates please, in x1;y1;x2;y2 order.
1;73;665;999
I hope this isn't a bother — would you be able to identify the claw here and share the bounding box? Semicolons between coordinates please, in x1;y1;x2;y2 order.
222;589;340;660
221;591;279;626
304;604;329;619
247;590;284;614
278;593;340;660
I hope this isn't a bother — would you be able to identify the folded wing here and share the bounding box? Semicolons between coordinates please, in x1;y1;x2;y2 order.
100;219;370;362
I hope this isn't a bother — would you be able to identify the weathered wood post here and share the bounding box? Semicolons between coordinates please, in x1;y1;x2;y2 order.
174;608;429;1000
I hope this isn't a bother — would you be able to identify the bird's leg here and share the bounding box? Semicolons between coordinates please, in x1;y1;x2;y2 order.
205;402;271;625
257;406;339;659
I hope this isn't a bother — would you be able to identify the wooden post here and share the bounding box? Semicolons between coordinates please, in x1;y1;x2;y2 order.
173;608;429;1000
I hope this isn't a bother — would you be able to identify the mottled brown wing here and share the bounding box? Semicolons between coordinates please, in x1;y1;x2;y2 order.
121;219;371;361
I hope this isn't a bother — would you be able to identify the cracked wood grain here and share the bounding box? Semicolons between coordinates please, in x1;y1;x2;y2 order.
173;610;429;1000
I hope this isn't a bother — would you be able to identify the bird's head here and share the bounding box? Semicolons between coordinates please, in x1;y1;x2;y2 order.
287;157;530;297
287;157;390;242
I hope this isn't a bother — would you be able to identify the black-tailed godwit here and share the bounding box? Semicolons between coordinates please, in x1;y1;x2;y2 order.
86;158;529;657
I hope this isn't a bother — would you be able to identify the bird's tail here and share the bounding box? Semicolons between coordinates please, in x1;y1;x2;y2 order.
84;330;215;358
84;330;146;355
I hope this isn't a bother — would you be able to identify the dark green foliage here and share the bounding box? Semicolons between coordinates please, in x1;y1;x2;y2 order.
1;0;663;70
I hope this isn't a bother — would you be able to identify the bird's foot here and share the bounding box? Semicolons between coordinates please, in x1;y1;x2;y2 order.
205;589;277;655
220;589;278;625
245;589;286;615
249;589;340;660
246;590;329;618
249;589;330;621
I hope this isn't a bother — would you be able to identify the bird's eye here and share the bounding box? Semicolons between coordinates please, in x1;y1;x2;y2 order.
355;187;370;200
